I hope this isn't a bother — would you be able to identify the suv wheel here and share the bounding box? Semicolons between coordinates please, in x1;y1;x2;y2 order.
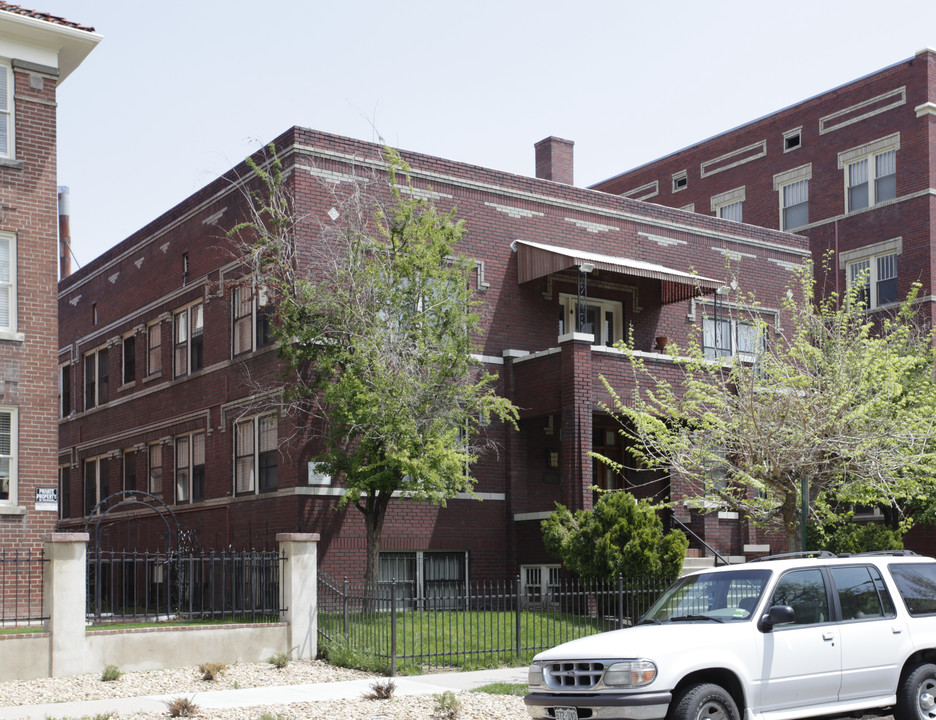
897;663;936;720
671;683;740;720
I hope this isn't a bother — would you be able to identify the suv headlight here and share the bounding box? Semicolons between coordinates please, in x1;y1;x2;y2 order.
604;659;657;687
528;661;545;688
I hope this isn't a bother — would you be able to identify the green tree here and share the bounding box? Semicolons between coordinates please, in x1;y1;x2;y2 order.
229;147;517;594
603;263;936;551
541;491;688;580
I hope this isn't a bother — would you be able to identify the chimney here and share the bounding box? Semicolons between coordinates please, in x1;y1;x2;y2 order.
534;136;574;185
58;186;71;278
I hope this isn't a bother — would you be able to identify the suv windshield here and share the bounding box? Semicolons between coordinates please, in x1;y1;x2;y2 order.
642;569;772;623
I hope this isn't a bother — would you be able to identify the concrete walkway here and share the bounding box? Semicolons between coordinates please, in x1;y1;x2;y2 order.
0;666;529;720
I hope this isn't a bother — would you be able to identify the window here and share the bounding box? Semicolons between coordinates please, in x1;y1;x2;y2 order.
123;449;137;492
0;64;13;158
174;302;204;378
0;408;16;504
842;239;901;309
703;315;761;361
774;165;812;231
379;551;467;610
122;335;135;385
59;465;70;519
233;282;274;355
672;171;687;192
711;187;745;223
148;443;162;496
769;569;829;626
147;322;162;376
84;347;109;410
558;294;624;347
522;564;561;607
0;232;16;335
59;363;71;417
175;431;205;503
889;562;936;615
83;456;110;515
234;414;278;495
830;565;895;621
783;127;802;152
839;134;899;213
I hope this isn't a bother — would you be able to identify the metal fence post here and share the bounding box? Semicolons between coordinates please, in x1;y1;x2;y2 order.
618;574;624;629
343;576;349;638
390;579;398;677
515;574;522;662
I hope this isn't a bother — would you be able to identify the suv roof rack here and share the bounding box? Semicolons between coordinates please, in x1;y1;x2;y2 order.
748;550;838;563
852;550;920;557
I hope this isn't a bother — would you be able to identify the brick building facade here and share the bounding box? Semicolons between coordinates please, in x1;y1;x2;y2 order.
591;47;936;553
0;5;97;554
57;128;808;589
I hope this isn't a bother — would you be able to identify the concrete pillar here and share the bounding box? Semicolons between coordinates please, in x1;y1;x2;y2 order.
276;532;320;661
44;532;89;677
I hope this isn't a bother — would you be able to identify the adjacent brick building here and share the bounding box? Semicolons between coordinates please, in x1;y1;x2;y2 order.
57;128;808;593
591;47;936;552
0;4;97;554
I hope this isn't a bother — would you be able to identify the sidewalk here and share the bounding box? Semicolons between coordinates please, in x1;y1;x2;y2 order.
0;666;529;720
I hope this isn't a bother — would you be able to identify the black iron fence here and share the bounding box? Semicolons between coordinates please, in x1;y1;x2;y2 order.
0;548;47;628
86;549;287;625
318;572;670;675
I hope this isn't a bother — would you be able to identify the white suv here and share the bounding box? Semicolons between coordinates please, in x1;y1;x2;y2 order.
525;551;936;720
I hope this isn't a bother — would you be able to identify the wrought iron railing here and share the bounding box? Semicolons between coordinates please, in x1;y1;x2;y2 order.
0;548;48;628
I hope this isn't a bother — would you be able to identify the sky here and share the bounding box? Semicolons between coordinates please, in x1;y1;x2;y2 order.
54;0;936;269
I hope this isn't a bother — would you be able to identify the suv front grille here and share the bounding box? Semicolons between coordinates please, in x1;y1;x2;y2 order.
544;661;605;689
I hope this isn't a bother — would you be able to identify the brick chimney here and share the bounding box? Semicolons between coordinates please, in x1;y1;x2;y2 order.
535;136;574;185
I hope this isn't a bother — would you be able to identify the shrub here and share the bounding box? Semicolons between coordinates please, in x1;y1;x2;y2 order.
808;520;903;555
267;651;290;669
100;664;122;682
165;697;200;717
433;690;461;719
363;679;396;700
319;640;391;675
199;662;227;682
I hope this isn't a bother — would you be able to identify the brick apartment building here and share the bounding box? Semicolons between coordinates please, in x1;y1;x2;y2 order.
0;4;97;554
590;46;936;552
57;127;808;591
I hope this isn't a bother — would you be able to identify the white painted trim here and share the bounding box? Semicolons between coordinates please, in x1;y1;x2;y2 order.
819;86;906;134
700;140;767;178
744;544;770;553
514;511;553;522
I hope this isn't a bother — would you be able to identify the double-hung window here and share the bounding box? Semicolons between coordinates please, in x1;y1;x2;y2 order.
841;238;901;309
148;443;163;496
175;431;205;503
839;134;899;213
232;281;274;356
234;414;278;495
59;362;72;417
774;164;812;231
703;315;762;361
83;456;109;515
0;407;16;505
58;465;70;519
174;302;203;378
711;187;745;223
122;335;136;385
558;294;623;347
0;232;16;336
0;64;13;159
84;346;109;410
147;321;162;376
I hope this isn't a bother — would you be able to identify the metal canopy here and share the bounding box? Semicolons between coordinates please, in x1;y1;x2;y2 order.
511;238;721;304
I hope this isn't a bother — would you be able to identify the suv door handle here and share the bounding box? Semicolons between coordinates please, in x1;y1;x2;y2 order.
822;632;835;641
893;627;903;634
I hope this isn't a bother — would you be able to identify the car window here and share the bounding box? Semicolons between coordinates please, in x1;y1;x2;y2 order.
830;565;894;621
769;569;829;626
643;569;771;622
889;562;936;616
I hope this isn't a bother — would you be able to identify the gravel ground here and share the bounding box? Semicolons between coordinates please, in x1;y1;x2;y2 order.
0;659;528;720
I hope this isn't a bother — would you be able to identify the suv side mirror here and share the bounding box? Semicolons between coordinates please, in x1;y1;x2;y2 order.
759;604;795;632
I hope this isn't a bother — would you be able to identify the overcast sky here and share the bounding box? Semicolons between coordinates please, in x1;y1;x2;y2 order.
55;0;936;269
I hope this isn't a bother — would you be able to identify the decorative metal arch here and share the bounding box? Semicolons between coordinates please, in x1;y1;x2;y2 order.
84;490;181;554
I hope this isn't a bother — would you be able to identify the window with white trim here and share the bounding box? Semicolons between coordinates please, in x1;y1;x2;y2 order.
0;232;16;334
84;346;109;410
711;187;745;223
148;443;163;497
703;315;762;361
83;456;110;515
774;165;812;231
558;294;623;347
379;551;468;610
0;407;16;505
233;281;274;356
234;414;278;495
0;64;13;159
672;170;687;193
147;321;162;376
841;238;902;309
173;302;203;378
175;431;205;503
783;127;802;153
839;134;899;213
521;564;562;606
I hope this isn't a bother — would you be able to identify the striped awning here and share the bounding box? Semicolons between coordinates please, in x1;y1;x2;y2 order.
511;239;721;305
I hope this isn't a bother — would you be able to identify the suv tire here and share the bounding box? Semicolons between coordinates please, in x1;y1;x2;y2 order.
897;663;936;720
670;683;740;720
